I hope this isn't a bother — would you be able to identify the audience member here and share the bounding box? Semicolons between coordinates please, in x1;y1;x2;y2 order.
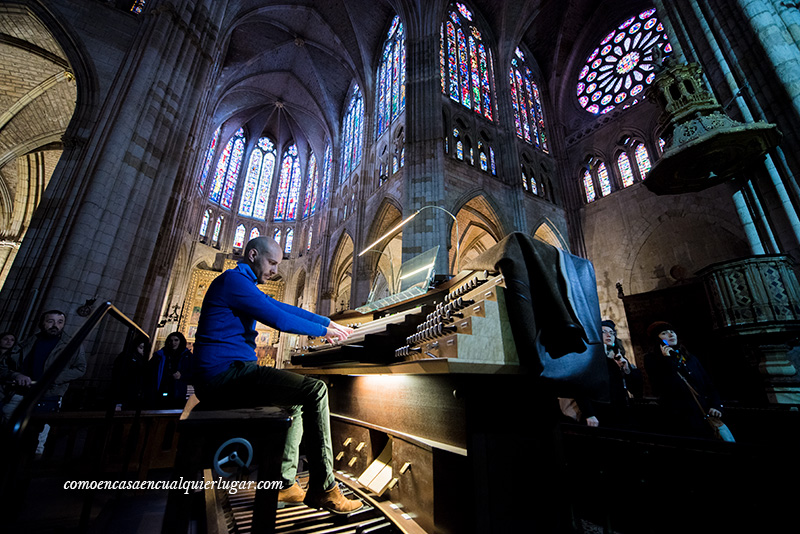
0;310;86;455
561;320;642;429
149;332;191;408
0;331;19;410
643;321;723;438
112;336;149;410
192;236;362;514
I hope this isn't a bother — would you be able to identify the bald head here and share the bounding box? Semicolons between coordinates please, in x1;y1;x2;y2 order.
244;237;281;283
244;236;281;257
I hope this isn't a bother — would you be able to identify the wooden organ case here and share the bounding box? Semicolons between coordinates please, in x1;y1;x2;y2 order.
284;270;558;534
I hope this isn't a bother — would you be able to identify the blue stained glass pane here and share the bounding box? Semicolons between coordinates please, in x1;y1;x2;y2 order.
322;143;332;203
239;149;262;217
635;143;652;177
618;152;634;187
598;162;611;196
212;217;223;243
284;229;294;254
199;210;210;237
233;224;246;249
303;153;318;219
198;127;220;193
273;144;298;221
285;156;302;220
583;169;596;202
253;151;275;220
341;86;364;179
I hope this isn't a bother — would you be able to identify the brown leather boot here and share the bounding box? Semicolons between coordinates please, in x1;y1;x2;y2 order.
304;483;363;514
278;482;306;505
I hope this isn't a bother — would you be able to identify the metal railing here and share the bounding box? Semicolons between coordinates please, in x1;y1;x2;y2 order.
0;301;148;496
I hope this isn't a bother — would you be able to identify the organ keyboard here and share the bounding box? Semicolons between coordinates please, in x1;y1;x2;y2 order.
288;270;518;368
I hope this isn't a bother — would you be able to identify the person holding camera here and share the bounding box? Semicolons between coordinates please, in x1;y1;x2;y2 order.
560;320;641;428
643;321;723;438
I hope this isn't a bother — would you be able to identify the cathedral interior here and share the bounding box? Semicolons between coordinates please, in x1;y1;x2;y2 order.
1;0;800;532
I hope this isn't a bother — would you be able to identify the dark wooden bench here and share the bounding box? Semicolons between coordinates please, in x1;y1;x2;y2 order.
162;395;293;534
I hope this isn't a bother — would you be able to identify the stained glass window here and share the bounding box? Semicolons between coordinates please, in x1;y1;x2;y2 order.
618;152;635;187
284;229;294;254
249;227;260;241
233;224;246;249
212;216;223;245
393;156;399;173
341;85;364;180
635;144;652;178
583;169;596;202
200;209;210;237
198;127;220;194
303;153;319;219
273;229;281;243
658;137;666;153
440;2;495;120
597;162;611;196
130;0;146;14
522;170;528;191
376;16;406;138
509;48;549;152
273;144;302;221
530;175;538;195
210;128;245;208
490;147;496;175
307;228;313;251
576;8;671;115
321;143;332;204
239;137;276;220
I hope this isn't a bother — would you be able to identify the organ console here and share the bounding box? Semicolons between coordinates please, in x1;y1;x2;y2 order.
279;268;545;533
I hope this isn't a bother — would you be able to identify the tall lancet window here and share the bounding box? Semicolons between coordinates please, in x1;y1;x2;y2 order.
440;2;495;121
303;153;319;219
376;15;406;138
341;85;364;180
239;137;276;220
273;144;302;221
284;229;294;254
233;224;246;250
321;142;333;204
198;126;220;194
509;47;548;152
209;128;245;209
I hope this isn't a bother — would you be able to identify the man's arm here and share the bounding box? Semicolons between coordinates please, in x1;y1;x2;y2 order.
53;344;87;385
227;279;330;337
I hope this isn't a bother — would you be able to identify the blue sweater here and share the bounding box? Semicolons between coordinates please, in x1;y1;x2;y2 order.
192;263;330;380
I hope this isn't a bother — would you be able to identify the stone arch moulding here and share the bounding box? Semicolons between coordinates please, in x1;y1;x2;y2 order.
20;2;98;136
624;212;750;296
362;196;403;269
532;218;569;251
450;192;506;272
327;230;354;307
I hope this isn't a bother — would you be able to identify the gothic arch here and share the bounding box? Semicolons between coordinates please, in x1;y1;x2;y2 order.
532;218;569;250
450;193;505;272
328;231;354;311
624;211;750;295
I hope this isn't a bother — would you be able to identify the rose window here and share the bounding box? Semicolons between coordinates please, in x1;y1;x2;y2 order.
576;8;672;115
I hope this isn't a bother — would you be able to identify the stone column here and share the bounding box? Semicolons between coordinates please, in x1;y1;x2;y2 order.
0;0;226;349
401;7;451;274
